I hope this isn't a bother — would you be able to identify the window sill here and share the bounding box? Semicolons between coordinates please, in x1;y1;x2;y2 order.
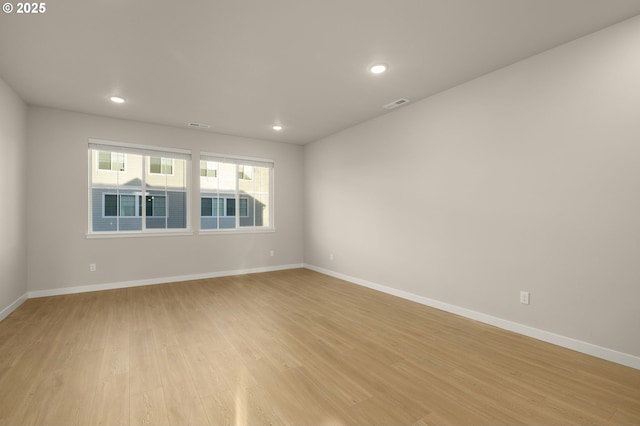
86;230;194;239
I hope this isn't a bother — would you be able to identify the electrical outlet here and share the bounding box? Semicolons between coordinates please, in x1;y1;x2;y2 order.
90;263;97;272
520;291;530;305
330;253;334;261
270;250;275;257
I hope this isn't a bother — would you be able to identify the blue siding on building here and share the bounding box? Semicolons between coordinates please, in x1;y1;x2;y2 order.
91;188;186;232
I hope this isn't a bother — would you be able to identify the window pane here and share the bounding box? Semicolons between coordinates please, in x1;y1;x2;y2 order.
146;192;167;228
239;165;253;180
218;163;237;192
150;157;162;174
200;160;217;177
150;157;173;174
146;156;187;229
226;198;236;216
201;197;212;216
239;198;248;217
98;151;125;172
199;156;272;231
92;149;143;231
90;144;189;233
162;158;172;174
120;195;137;217
146;195;166;217
98;151;111;170
239;165;270;227
104;194;118;216
155;196;166;216
214;198;223;217
114;153;125;171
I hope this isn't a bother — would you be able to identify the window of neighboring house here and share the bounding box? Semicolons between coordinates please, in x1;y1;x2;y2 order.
238;165;253;180
103;194;141;217
239;198;248;217
200;160;217;178
200;154;273;231
150;156;173;174
146;195;167;217
88;140;191;235
200;197;248;218
98;151;125;172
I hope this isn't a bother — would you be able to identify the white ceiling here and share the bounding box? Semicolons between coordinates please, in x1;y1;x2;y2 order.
1;0;640;144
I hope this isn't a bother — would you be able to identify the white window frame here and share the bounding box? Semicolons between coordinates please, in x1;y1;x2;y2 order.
88;139;192;238
199;153;274;233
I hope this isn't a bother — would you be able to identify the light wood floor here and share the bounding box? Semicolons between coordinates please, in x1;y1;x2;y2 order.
0;269;638;425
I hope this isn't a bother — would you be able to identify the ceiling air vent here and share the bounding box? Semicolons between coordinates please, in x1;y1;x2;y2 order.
383;98;410;110
188;122;210;129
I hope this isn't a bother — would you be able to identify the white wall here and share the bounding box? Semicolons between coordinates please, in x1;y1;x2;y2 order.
0;75;28;318
304;16;640;358
27;107;304;293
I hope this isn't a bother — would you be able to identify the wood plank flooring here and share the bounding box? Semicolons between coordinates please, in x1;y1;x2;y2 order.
0;268;638;425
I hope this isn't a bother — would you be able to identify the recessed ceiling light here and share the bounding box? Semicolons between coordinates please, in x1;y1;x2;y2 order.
272;125;283;131
369;64;388;74
109;96;125;104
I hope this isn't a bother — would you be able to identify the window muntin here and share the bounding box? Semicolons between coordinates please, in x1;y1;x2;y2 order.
200;154;273;231
89;141;190;234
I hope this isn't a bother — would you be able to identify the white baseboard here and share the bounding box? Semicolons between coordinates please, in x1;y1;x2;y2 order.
28;264;305;298
0;292;28;322
304;264;640;371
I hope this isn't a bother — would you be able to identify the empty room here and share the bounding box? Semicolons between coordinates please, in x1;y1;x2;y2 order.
1;1;639;424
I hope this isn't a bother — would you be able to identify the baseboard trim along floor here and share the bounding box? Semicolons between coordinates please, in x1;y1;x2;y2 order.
304;264;640;370
4;262;637;371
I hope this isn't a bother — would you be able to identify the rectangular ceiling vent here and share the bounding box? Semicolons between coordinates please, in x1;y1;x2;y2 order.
383;98;410;110
188;122;210;129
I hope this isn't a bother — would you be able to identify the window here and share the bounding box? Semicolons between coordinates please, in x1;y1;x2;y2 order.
98;151;125;172
150;157;173;174
89;140;191;234
146;195;166;217
200;154;273;231
200;197;248;218
200;160;217;178
103;194;141;217
239;198;248;217
238;165;253;180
